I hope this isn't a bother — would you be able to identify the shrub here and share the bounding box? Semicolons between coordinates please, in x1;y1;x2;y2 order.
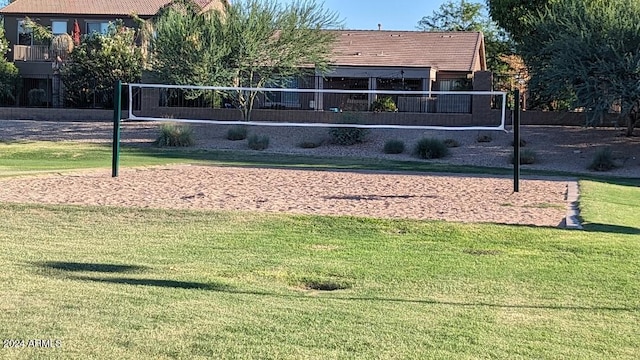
476;133;492;143
370;96;397;112
329;126;369;145
328;113;369;146
510;148;537;164
226;125;248;141
0;60;19;106
443;138;460;148
511;139;528;147
414;138;449;159
248;134;270;150
298;138;323;149
383;139;405;154
28;88;47;107
588;147;617;171
154;123;195;147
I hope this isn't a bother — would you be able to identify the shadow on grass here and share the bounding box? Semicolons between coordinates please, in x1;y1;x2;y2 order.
345;296;638;312
36;261;148;273
32;261;636;311
0;140;33;145
581;223;640;235
196;288;638;312
34;261;225;291
121;146;515;176
71;276;231;291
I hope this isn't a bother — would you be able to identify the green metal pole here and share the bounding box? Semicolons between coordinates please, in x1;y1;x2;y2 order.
514;89;521;193
112;80;122;178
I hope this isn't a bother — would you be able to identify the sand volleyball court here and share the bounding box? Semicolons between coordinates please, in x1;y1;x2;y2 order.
0;164;572;227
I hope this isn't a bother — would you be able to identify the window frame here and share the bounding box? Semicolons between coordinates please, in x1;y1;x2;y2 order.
17;19;33;45
85;21;110;34
51;20;69;35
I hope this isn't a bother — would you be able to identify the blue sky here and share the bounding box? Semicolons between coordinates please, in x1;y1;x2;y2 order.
276;0;448;31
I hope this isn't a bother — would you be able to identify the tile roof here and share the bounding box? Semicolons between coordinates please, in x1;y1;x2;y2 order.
0;0;226;17
328;30;485;72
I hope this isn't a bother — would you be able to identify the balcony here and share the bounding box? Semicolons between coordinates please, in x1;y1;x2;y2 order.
13;45;69;62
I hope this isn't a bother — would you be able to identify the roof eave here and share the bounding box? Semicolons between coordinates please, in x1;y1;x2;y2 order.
472;32;487;72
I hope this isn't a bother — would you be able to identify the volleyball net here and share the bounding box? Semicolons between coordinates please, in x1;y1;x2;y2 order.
125;83;508;131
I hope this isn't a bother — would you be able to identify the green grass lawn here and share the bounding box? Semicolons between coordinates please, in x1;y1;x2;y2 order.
0;141;639;359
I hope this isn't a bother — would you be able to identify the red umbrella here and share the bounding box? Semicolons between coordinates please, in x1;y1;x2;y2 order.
72;20;81;46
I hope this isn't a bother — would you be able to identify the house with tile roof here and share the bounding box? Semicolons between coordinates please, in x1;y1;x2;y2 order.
312;30;488;113
0;0;227;106
327;30;485;86
135;28;494;125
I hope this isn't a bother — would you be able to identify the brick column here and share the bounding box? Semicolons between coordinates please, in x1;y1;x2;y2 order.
472;71;493;124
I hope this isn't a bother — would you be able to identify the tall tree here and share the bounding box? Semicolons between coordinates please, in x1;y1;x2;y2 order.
0;18;8;56
61;21;143;108
147;0;231;87
486;0;554;44
521;0;640;135
417;0;513;88
149;0;341;120
418;0;486;32
0;18;19;105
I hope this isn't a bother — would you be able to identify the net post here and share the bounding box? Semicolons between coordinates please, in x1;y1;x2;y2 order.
513;89;521;193
112;80;122;178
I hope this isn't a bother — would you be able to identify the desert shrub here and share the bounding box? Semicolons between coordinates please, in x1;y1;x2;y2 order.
443;138;460;148
298;138;323;149
328;113;369;145
154;123;195;147
370;96;397;112
476;133;492;143
588;147;617;171
383;139;405;154
28;88;47;106
226;125;248;141
510;148;538;164
329;126;369;145
511;139;528;147
414;138;449;159
248;134;270;150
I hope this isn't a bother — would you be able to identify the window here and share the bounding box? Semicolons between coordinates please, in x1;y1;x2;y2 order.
438;79;472;91
52;21;68;35
86;22;110;34
265;78;300;109
17;20;33;45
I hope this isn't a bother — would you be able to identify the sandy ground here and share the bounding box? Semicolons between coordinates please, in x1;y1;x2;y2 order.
0;164;570;227
2;119;638;227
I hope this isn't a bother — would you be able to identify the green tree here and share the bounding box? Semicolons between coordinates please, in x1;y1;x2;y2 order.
418;0;486;31
521;0;640;135
23;17;53;45
61;21;142;108
486;0;554;44
149;0;341;120
0;18;19;105
417;0;513;86
147;0;231;87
